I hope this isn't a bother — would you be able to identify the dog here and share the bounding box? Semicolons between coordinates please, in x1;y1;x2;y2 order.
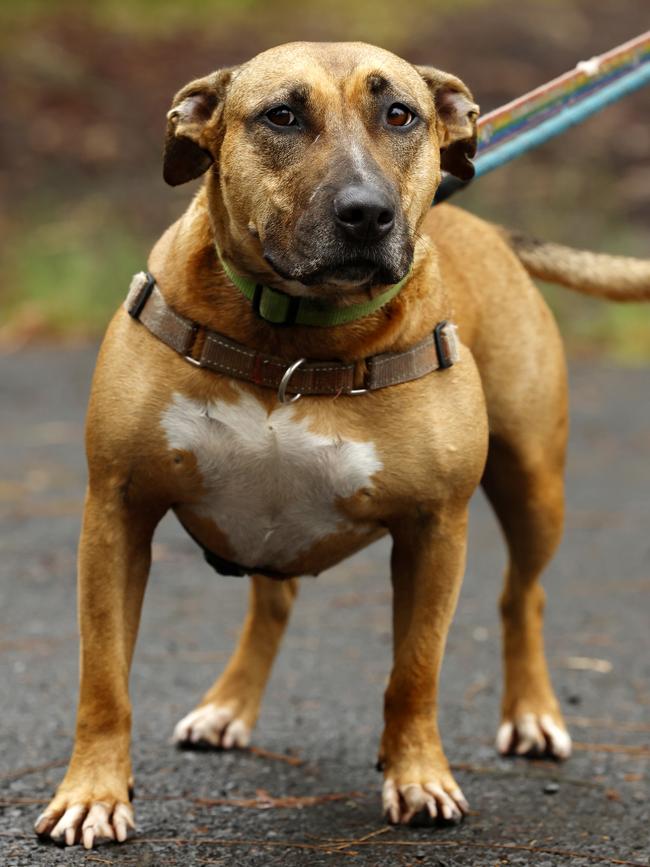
35;41;650;848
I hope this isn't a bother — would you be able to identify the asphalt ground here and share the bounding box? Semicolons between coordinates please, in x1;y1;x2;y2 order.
1;347;649;867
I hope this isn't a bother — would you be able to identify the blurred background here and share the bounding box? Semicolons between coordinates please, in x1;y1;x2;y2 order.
1;0;648;360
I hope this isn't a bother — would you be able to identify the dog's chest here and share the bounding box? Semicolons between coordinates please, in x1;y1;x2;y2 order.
160;390;382;568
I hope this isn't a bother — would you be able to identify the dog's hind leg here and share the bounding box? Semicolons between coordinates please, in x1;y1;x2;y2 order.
482;425;571;760
173;574;298;749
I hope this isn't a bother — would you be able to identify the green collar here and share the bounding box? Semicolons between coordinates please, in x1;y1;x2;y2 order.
216;248;409;327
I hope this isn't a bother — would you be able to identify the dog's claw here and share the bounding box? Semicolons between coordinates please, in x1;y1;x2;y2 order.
173;703;251;750
35;799;134;848
382;777;468;826
497;712;572;759
109;802;134;843
35;811;58;838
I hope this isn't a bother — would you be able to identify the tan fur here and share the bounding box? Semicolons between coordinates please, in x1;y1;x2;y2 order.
499;227;650;300
35;42;645;847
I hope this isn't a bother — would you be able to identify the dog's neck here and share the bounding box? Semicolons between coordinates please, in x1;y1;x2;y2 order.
149;188;451;362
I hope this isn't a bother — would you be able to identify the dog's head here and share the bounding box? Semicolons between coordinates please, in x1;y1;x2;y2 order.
163;42;478;296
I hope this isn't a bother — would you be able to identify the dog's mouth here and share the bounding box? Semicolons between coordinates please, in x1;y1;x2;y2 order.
264;253;408;291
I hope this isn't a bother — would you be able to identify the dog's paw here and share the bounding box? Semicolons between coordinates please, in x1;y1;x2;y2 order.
173;703;251;750
35;798;134;849
496;712;572;760
382;774;468;826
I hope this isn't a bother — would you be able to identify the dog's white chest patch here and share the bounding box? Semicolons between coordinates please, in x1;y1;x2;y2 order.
161;390;382;568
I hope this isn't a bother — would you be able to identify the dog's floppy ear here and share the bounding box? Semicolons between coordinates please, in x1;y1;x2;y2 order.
416;67;479;181
163;68;235;187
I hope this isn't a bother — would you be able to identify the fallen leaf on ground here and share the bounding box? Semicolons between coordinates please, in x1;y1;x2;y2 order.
558;656;613;673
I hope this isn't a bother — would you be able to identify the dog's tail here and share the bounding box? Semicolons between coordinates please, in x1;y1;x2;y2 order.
498;228;650;301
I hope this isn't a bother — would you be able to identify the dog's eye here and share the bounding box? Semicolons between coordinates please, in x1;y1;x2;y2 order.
386;104;415;127
265;106;297;128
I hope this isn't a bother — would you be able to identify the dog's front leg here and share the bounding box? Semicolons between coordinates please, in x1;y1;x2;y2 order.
381;507;469;825
174;574;299;749
35;487;159;848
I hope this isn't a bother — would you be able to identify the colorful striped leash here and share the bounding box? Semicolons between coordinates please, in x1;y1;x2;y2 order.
434;30;650;204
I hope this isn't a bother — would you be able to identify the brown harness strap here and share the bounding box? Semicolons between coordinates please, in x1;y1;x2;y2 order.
125;271;460;397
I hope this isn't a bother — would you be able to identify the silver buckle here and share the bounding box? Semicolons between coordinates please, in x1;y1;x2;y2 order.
277;358;306;404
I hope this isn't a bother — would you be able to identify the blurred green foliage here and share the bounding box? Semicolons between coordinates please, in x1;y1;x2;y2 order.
1;0;489;42
1;0;648;359
3;213;143;337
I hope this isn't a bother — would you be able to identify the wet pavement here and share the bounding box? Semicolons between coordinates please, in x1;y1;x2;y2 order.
1;347;648;866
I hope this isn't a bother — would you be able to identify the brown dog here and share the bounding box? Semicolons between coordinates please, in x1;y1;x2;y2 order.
35;42;650;848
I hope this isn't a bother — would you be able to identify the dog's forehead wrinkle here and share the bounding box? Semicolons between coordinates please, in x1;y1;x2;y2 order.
367;72;390;94
234;77;339;120
247;81;314;108
232;42;423;102
288;83;311;106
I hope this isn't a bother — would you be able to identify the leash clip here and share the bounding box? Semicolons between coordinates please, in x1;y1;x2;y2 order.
277;358;305;404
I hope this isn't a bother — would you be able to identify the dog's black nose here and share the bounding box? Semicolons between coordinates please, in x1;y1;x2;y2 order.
333;184;395;243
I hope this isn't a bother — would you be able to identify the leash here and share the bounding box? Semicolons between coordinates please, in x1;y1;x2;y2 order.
434;30;650;204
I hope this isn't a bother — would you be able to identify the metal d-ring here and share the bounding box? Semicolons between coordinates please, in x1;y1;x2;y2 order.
277;358;306;404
